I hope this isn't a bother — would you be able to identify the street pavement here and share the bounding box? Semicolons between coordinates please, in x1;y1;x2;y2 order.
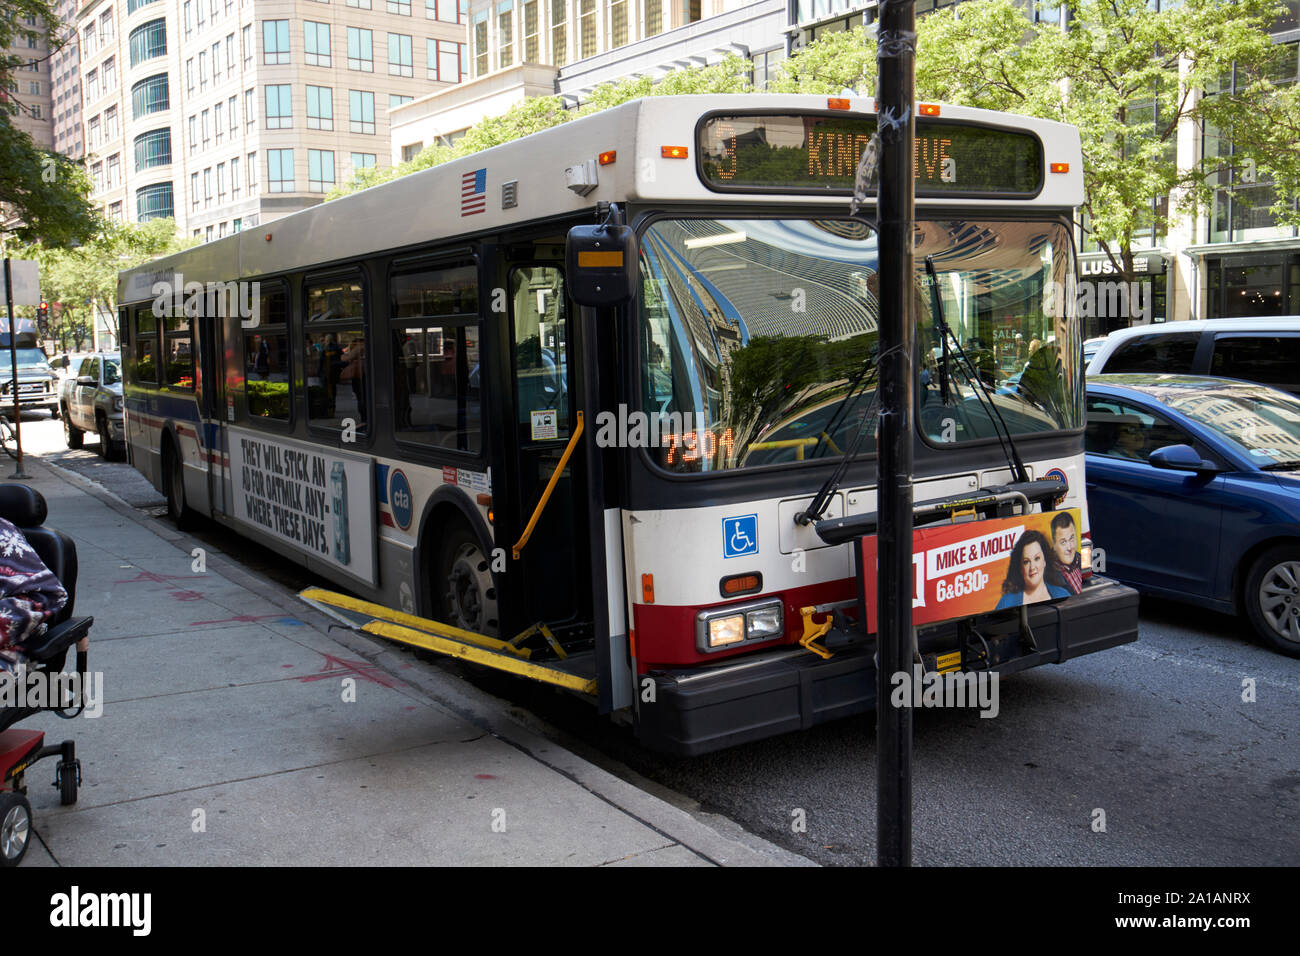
10;416;810;867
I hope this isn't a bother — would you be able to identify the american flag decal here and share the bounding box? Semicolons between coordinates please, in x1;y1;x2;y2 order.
461;168;487;216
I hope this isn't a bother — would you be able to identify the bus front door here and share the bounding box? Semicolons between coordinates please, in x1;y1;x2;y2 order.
505;263;592;635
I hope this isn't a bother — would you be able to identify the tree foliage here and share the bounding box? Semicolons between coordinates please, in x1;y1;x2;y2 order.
14;219;195;348
0;0;98;248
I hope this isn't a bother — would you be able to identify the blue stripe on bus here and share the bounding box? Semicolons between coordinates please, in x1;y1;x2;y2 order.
376;463;389;503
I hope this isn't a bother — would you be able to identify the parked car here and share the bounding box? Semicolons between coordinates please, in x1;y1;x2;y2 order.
49;352;96;380
1085;373;1300;656
1083;336;1107;365
0;338;59;416
1086;316;1300;396
59;352;124;460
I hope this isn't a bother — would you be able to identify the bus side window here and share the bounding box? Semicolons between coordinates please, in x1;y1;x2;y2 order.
304;275;367;434
243;283;291;421
135;310;158;383
510;265;568;442
390;261;481;453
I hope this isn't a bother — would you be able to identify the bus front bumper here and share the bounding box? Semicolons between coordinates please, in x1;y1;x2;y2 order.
634;576;1139;757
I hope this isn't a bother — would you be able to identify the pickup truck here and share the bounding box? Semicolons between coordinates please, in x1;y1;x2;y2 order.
60;352;124;460
0;343;60;415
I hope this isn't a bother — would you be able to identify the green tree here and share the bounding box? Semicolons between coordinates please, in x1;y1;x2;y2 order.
915;0;1290;283
0;0;98;248
17;219;195;348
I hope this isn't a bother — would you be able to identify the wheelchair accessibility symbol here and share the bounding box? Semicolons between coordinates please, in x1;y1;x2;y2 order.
723;514;759;559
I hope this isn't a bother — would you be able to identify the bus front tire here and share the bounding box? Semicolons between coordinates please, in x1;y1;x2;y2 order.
436;527;499;638
164;443;197;531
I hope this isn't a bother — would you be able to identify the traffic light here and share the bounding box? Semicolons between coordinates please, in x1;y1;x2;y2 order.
37;300;48;321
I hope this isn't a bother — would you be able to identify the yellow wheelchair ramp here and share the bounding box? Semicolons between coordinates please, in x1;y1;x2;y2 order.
298;588;597;696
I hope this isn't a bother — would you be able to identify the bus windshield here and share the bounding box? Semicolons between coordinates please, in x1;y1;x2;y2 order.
638;217;1080;473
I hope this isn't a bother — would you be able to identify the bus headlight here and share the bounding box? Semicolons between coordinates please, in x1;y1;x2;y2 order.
696;598;784;652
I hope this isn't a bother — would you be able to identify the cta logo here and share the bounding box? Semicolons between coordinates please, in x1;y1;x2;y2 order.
389;469;412;530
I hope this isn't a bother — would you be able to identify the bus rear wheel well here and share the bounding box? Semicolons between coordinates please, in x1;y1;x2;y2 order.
416;502;499;636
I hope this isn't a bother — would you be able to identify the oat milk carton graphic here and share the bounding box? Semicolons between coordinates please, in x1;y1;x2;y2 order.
331;461;351;565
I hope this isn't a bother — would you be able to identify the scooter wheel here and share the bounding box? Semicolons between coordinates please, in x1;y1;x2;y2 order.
57;759;79;806
0;792;31;866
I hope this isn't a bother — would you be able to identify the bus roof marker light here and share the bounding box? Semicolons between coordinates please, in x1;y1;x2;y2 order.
598;150;616;165
919;103;941;117
641;573;654;604
661;146;688;159
264;233;272;241
827;97;851;110
1050;162;1070;173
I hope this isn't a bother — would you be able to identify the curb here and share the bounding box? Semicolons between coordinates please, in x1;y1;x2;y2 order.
27;453;816;867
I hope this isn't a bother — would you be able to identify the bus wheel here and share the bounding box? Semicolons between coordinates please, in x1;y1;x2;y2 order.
438;528;499;637
164;443;197;531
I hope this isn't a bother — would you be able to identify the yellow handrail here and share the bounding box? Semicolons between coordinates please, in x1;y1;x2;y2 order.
512;410;584;560
746;432;842;461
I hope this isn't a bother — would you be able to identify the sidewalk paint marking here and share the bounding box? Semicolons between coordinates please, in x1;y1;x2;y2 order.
296;652;404;690
169;590;205;601
113;570;196;585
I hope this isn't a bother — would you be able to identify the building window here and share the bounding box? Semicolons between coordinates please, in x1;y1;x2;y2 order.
268;148;294;192
304;276;368;433
248;151;257;189
133;128;172;171
229;94;238;131
243;24;253;64
308;149;335;191
215;101;224;140
244;88;255;128
474;13;488;74
131;73;169;119
389;93;413;109
129;19;168;67
387;0;411;12
191;172;200;208
104;105;118;140
402;142;422;161
388;33;413;76
265;84;292;128
86;68;99;102
226;33;235;70
187;115;196;153
136;182;174;221
184;0;193;34
217;161;227;200
643;0;660;37
102;57;116;90
498;1;513;68
263;20;290;64
204;167;213;205
201;108;210;144
609;0;626;48
351;152;376;172
349;89;375;133
212;40;222;80
348;27;374;71
109;201;123;222
347;0;373;7
199;50;208;89
107;153;120;186
231;156;241;197
306;85;333;129
522;0;538;61
91;161;103;192
427;0;462;21
305;21;331;66
550;0;566;67
578;0;595;58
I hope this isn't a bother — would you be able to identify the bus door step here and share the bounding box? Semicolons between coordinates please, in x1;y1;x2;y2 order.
298;588;598;695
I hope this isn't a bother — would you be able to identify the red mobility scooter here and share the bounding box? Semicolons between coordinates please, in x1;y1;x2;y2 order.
0;484;93;866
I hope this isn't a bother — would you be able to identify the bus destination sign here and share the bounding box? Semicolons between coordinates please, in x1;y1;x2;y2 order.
698;114;1043;197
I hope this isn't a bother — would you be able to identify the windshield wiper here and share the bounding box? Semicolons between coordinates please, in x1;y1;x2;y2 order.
796;355;880;525
924;256;1030;485
1260;459;1300;470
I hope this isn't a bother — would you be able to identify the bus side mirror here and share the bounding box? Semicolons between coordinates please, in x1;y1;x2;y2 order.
566;225;637;307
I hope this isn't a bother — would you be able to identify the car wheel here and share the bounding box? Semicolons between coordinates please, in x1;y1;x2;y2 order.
62;408;83;449
1243;545;1300;658
97;416;122;462
435;527;499;637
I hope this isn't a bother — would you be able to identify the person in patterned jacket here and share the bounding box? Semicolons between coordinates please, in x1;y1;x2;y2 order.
0;517;69;673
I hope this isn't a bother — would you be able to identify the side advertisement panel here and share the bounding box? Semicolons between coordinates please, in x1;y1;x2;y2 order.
861;508;1084;630
227;427;377;587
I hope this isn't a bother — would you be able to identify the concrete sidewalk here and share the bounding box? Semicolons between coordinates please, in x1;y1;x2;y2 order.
12;455;812;867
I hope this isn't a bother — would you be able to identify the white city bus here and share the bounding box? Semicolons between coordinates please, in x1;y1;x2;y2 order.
118;94;1138;755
